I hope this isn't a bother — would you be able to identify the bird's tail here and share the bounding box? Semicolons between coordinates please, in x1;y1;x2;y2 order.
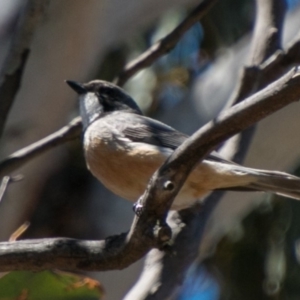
245;170;300;200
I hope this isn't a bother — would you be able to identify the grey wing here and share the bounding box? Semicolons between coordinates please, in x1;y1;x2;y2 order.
119;114;238;166
121;114;188;150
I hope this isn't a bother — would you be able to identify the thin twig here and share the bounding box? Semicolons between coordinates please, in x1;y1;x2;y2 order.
224;0;286;163
0;174;23;203
114;0;218;86
0;176;11;203
226;0;286;107
0;0;49;138
9;222;30;242
0;66;299;272
0;117;81;177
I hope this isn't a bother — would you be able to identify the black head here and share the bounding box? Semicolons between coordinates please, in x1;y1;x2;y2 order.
66;80;142;114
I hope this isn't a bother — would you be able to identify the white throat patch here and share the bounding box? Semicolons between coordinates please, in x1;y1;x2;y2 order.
79;92;102;128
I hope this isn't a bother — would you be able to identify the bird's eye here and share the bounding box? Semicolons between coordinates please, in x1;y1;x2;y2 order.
100;87;113;97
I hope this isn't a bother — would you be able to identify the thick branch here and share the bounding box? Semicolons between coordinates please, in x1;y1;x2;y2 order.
114;0;217;86
139;68;300;215
0;0;49;138
0;67;299;272
123;2;287;298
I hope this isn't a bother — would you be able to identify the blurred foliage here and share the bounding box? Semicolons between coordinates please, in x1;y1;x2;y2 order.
0;270;104;300
120;0;255;115
201;0;254;56
211;199;286;299
176;164;300;299
283;165;300;300
287;0;300;9
198;192;300;300
177;265;220;300
96;46;127;82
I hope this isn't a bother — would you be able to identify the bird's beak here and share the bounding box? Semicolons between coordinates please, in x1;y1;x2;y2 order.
66;80;87;94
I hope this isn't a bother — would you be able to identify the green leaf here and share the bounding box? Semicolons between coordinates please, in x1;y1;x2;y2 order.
0;270;104;300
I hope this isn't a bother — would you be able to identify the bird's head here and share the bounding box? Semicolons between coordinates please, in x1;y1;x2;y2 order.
66;80;142;129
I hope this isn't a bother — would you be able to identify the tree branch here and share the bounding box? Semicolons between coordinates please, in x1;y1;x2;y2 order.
114;0;218;86
0;175;23;203
249;0;286;66
0;67;299;272
224;0;286;164
227;0;286;107
140;67;300;216
125;2;288;296
0;0;49;138
0;117;81;177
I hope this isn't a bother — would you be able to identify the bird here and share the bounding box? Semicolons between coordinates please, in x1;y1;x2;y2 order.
66;79;300;210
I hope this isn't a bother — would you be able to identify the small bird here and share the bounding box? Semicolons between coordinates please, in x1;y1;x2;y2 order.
67;79;300;210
